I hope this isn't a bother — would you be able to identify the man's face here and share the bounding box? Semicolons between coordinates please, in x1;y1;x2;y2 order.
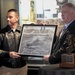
6;12;19;26
61;6;73;24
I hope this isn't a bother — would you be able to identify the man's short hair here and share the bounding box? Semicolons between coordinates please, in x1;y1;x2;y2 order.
62;3;75;10
8;9;19;16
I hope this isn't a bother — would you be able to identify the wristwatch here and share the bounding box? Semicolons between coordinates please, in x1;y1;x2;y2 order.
56;0;68;4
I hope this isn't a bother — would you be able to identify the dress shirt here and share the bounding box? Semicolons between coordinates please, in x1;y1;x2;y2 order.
59;20;74;38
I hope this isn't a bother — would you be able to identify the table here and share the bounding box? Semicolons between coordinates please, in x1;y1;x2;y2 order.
38;64;75;75
27;64;46;75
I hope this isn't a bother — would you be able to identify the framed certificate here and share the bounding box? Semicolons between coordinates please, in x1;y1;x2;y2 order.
18;24;57;57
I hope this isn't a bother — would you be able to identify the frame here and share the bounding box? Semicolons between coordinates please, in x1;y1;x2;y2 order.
18;24;57;57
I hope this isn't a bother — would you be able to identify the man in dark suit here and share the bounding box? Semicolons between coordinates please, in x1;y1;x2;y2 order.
44;3;75;64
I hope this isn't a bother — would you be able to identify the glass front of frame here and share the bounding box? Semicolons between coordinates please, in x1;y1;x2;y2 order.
18;24;57;57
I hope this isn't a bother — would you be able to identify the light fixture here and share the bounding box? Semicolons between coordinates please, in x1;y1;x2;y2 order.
56;0;68;4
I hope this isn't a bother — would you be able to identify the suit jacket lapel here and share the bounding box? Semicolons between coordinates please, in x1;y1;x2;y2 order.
53;29;68;50
59;28;68;39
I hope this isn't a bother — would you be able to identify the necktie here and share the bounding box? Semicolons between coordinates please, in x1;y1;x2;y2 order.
59;26;66;38
62;26;66;31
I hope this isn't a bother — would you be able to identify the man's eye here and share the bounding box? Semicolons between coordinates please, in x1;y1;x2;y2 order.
7;16;12;19
9;16;12;19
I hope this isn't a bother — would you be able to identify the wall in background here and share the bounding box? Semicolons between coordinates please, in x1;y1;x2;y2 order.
0;2;1;30
0;0;75;29
0;0;19;29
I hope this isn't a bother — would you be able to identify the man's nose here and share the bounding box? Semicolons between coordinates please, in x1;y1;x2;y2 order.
7;17;10;21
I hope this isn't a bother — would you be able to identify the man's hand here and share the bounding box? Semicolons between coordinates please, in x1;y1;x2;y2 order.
9;51;21;58
43;55;50;61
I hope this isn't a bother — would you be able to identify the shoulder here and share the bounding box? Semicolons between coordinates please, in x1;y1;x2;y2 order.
17;25;22;32
0;25;11;33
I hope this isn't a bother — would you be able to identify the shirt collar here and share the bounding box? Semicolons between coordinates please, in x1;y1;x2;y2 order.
65;20;74;28
7;25;22;33
16;26;22;33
